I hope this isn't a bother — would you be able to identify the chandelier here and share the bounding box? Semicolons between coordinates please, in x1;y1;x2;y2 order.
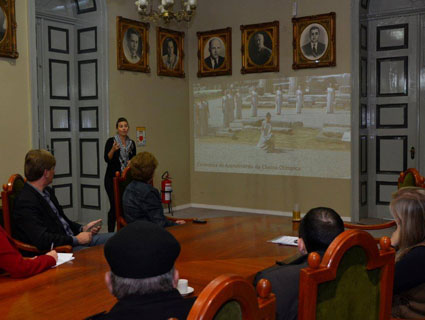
135;0;197;24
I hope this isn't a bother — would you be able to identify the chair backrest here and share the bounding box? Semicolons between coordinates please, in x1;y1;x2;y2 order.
187;274;276;320
113;166;132;231
298;229;395;320
398;168;425;189
1;174;26;235
1;173;72;254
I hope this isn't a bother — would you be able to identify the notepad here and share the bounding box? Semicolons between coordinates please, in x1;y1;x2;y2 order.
268;235;298;246
53;253;75;267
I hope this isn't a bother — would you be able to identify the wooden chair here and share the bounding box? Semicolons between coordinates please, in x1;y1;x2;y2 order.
343;170;425;235
1;174;72;254
113;167;193;231
187;274;276;320
343;168;425;240
398;168;425;189
298;229;395;320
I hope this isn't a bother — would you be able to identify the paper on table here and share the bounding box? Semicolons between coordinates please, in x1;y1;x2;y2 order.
53;253;75;267
268;235;298;246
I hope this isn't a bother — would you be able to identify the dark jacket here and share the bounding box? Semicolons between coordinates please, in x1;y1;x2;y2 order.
254;254;310;320
123;180;176;228
12;183;82;251
301;41;326;58
204;55;225;69
392;245;425;319
87;289;196;320
104;137;136;180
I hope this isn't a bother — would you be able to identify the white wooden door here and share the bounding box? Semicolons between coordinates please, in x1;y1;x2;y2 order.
363;15;418;219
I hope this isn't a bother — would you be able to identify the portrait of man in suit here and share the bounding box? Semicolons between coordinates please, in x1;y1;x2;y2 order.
301;25;327;60
124;28;142;64
0;6;7;43
162;38;178;70
248;32;273;65
204;37;225;69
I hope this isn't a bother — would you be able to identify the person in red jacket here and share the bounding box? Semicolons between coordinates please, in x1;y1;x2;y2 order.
0;226;57;278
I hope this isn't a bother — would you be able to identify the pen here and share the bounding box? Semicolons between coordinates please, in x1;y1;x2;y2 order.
50;242;54;250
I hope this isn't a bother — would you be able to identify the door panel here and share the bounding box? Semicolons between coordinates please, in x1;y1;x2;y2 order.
367;15;418;219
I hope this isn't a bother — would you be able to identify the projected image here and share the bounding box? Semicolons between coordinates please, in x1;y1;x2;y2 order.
193;74;351;179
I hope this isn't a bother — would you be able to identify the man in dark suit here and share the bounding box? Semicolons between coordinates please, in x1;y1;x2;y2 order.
87;221;196;320
249;32;272;65
204;37;225;69
254;207;344;320
13;149;112;252
301;26;327;59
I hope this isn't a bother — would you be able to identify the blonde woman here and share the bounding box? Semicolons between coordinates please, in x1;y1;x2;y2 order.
390;188;425;319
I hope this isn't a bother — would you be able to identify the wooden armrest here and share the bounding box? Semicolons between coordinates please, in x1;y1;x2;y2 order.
344;220;396;230
12;239;72;253
13;239;44;253
118;217;128;227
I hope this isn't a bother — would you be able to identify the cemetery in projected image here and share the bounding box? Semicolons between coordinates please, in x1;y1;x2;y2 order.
193;73;351;179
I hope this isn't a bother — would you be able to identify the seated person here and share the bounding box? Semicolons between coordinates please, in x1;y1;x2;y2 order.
0;225;57;278
13;149;113;252
390;188;425;319
254;207;344;320
87;221;196;319
123;152;184;227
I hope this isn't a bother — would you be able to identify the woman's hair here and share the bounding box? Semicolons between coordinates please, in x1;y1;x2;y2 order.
116;117;128;128
130;152;158;182
390;188;425;260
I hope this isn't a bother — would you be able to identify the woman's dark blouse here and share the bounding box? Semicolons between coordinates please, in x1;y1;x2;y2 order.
104;137;136;178
393;246;425;295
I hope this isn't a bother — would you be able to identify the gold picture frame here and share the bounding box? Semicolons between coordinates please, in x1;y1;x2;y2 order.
197;27;231;78
157;27;185;78
0;0;18;59
240;21;279;74
292;12;336;69
116;16;149;73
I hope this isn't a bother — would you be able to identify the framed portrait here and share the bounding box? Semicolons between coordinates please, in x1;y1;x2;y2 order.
197;27;231;77
116;16;149;73
0;0;18;59
240;21;279;74
157;27;184;78
292;12;336;69
75;0;97;14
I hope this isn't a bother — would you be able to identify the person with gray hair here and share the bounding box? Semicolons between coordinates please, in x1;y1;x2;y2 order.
88;221;196;320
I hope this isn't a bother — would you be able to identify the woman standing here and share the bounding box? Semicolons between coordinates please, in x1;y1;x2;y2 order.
104;117;136;232
390;188;425;319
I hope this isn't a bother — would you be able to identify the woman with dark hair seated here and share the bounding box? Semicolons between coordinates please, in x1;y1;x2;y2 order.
390;188;425;319
122;152;185;227
0;225;57;278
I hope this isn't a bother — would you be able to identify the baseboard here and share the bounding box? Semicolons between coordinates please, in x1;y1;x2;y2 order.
166;203;352;221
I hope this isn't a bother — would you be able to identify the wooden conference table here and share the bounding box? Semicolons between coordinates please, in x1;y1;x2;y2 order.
0;215;299;319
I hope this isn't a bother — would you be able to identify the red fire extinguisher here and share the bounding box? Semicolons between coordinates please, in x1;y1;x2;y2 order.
161;171;173;214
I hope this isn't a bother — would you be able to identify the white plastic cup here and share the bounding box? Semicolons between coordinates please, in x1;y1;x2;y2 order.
177;279;188;294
